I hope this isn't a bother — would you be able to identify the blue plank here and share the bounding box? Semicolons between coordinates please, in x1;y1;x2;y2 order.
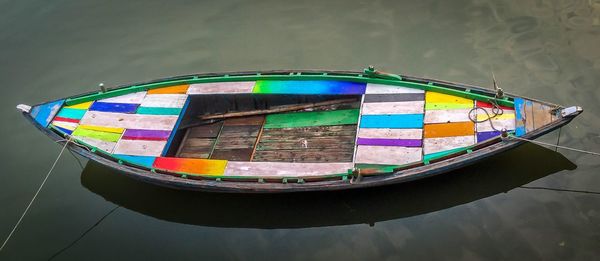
514;98;526;136
89;102;139;113
161;96;190;156
54;125;73;135
30;100;65;127
114;154;156;168
360;114;424;128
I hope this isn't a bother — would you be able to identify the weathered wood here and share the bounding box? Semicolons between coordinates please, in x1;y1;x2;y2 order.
524;100;535;132
187;122;223;138
74;136;117;153
361;101;425;115
424;109;472;124
356;138;422;147
357;128;422;139
514;98;526;136
113;139;168;156
140;94;187;108
187;81;256;94
360;114;424;129
147;84;189;94
99;91;147;104
264;109;359;129
533;102;553;129
363;93;424;103
253;149;354;162
210;149;254;161
476;118;515;132
365;83;424;94
261;125;357;138
224;162;353;177
423;135;475;154
80;111;178;130
423;122;475;138
182;138;217;147
222;115;265;126
355;146;422;165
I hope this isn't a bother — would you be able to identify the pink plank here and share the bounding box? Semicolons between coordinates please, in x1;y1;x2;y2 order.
357;138;422;147
122;129;171;141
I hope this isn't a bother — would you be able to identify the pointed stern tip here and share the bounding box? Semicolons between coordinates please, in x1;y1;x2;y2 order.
561;106;583;118
16;104;32;113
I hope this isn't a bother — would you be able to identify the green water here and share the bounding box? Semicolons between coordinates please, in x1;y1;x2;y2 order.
1;0;599;260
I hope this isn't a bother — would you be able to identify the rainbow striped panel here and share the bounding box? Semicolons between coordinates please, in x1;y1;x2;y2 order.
253;80;366;94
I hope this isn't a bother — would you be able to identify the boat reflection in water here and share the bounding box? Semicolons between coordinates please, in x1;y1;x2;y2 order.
81;143;576;229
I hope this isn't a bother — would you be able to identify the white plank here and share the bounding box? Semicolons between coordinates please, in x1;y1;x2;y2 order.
113;139;167;156
188;81;256;94
140;94;187;108
423;135;475;154
424;109;472;124
355;146;422;165
476;118;516;132
365;83;424;94
80;111;179;130
224;162;354;177
357;128;422;139
51;120;78;131
361;101;425;115
98;91;147;104
74;136;117;153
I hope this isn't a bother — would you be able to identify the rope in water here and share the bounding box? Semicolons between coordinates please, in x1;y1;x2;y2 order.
507;134;600;156
0;137;72;252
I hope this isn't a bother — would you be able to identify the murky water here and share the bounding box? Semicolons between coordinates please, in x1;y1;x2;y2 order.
1;0;599;260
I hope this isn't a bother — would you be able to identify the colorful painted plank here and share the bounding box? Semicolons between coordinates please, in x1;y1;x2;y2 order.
30;100;64;127
187;82;256;94
113;139;168;156
53;116;80;123
425;91;474;110
72;127;122;143
423;147;468;162
54;126;74;135
113;154;156;168
423;135;475;154
140;94;187;108
122;129;171;141
147;84;189;94
73;136;117;153
355;146;422;165
365;83;424;94
223;162;353;177
360;114;424;129
423;122;474;138
264;109;359;129
99;91;147;104
51;121;78;131
476;119;515;132
136;107;182;115
363;93;425;103
476;111;515;121
477;131;503;142
253;80;366;94
475;101;514;111
77;125;124;134
89;102;139;113
80;111;178;130
56;108;87;120
153;157;227;175
514;98;526;136
64;101;93;110
361;101;425;115
356;138;422;147
357;128;422;139
424;109;472;124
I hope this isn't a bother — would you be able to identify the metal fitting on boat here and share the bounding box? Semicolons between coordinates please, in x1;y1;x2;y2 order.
99;83;106;92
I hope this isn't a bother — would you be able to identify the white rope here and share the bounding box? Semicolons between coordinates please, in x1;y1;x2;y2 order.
0;137;72;252
508;134;600;156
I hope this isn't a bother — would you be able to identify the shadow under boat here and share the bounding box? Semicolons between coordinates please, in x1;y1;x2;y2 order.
80;143;576;229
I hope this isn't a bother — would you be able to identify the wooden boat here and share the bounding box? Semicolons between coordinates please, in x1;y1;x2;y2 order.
18;68;583;193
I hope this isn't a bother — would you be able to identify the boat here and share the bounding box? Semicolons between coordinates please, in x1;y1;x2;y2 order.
17;67;583;193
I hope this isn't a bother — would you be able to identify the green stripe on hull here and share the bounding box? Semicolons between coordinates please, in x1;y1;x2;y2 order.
264;109;360;129
423;147;467;162
136;107;182;115
72;127;122;142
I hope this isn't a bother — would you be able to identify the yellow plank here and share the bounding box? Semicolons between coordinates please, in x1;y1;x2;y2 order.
147;84;189;94
476;112;515;121
78;124;124;134
426;91;473;105
64;101;93;110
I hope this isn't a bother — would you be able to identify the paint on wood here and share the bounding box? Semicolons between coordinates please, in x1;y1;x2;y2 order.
122;129;171;141
187;81;256;94
425;103;474;110
355;145;422;165
113;139;168;156
423;135;475;154
359;114;424;129
423;147;467;162
365;83;424;94
424;109;472;124
54;126;73;135
357;128;422;139
147;84;189;94
99;91;147;104
53;116;80;123
514;98;526;136
533;102;553;129
476;111;515;121
78;124;124;134
363;93;425;103
524;100;535;132
476;131;502;142
253;80;366;94
80;111;179;130
56;108;87;120
426;91;473;105
475;101;514;111
51;121;78;131
356;138;422;147
136;107;182;115
162;96;190;156
223;162;353;177
74;136;117;153
476;118;515;132
72;127;122;142
153;157;227;175
89;102;139;113
354;163;402;173
113;154;156;168
423;122;474;138
140;94;187;108
361;101;425;115
64;101;93;110
264;109;359;129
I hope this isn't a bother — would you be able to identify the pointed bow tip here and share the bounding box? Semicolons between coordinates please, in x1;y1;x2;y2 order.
561;106;583;118
16;104;32;113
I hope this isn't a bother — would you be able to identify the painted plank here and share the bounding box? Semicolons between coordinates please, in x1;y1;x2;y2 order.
264;109;359;129
360;114;424;129
56;108;87;120
524;100;535;132
51;121;78;131
356;138;422;147
355;146;422;165
476;111;515;121
30;100;64;127
423;135;475;154
425;103;473;110
53;116;80;123
476;101;514;111
147;84;189;94
365;83;424;94
72;127;122;142
162;96;190;156
188;81;256;94
73;136;117;153
533;102;553;129
477;130;503;142
54;126;73;135
426;91;473;104
357;128;422;139
361;101;424;115
99;91;146;104
423;147;468;162
113;139;167;156
153;157;227;175
514;98;526;136
363;93;425;103
78;124;124;134
140;94;187;108
80;111;179;130
136;107;182;115
423;122;474;138
113;154;156;168
253;80;366;94
89;102;139;113
224;162;353;177
122;129;171;141
424;109;472;124
354;164;402;173
476;118;515;132
64;101;93;110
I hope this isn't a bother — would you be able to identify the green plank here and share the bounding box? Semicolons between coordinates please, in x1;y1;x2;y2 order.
72;127;122;142
423;147;467;162
136;107;182;115
56;108;87;119
354;164;401;173
264;109;360;129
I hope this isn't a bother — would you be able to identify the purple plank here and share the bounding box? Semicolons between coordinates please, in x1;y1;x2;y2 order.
477;131;502;142
122;129;171;141
357;138;422;147
89;102;139;114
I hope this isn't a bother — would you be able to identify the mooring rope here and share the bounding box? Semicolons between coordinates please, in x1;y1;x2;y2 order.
0;137;72;252
507;134;600;156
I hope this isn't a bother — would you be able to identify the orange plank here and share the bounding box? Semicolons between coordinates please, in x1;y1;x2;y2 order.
147;84;190;94
153;157;227;175
423;122;474;138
